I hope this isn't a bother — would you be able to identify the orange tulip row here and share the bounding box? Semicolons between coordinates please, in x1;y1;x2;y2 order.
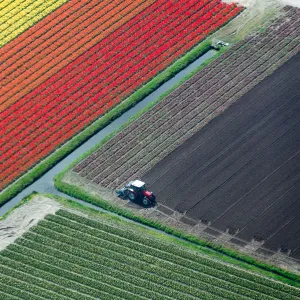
0;0;154;111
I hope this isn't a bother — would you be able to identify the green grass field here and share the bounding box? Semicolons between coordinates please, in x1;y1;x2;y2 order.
0;201;299;300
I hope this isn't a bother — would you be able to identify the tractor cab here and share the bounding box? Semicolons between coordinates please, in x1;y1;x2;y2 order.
117;180;156;206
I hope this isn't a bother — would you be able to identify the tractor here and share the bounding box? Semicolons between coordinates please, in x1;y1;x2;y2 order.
116;180;155;206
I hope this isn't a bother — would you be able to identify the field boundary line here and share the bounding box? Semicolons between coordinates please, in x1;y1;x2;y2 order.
0;39;212;204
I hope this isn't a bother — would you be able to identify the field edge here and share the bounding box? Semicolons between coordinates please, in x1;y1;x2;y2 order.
0;39;212;206
54;176;300;287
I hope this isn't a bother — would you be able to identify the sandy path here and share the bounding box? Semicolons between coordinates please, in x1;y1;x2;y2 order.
0;195;61;250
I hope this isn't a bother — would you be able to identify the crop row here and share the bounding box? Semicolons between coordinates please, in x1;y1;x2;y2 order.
25;222;274;300
102;18;298;184
25;211;292;299
0;0;67;47
0;256;118;300
73;35;264;175
12;240;212;300
0;0;150;109
73;8;300;189
0;0;213;180
0;0;182;121
20;233;233;299
73;37;255;173
0;0;242;190
0;0;218;136
52;210;300;298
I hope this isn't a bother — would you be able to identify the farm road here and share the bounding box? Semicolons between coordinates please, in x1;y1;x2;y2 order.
143;53;300;259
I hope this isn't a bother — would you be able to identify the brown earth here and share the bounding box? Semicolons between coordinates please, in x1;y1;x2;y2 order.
68;7;300;273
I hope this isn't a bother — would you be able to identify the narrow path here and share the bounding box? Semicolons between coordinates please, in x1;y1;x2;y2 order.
0;50;217;216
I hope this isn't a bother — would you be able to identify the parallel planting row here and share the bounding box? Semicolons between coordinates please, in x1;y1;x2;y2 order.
0;0;242;190
0;0;68;47
73;6;300;188
0;209;299;299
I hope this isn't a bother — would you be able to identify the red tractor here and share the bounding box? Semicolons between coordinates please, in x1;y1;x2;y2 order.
116;180;156;206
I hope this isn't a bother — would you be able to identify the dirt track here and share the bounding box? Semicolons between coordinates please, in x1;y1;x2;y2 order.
0;196;60;250
143;53;300;259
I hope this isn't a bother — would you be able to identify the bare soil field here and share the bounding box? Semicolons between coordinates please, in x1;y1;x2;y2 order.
74;7;299;189
143;53;300;260
69;7;300;270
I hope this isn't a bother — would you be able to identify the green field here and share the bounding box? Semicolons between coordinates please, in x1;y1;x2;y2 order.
0;202;299;300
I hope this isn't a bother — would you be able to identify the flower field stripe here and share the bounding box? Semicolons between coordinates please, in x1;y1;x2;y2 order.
45;212;299;299
0;4;242;185
0;0;68;47
0;2;234;147
0;0;198;125
0;0;170;123
0;0;83;60
0;0;155;110
1;0;120;82
0;0;137;92
0;0;206;139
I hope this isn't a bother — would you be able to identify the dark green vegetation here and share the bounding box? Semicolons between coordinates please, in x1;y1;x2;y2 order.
0;39;211;207
1;204;299;299
54;180;300;288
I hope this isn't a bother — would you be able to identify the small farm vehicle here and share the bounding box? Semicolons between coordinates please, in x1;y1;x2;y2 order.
116;180;156;206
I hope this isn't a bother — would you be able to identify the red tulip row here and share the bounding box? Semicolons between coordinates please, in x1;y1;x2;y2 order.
0;1;242;189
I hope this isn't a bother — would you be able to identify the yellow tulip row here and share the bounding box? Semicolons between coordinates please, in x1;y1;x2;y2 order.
1;1;46;27
0;0;68;47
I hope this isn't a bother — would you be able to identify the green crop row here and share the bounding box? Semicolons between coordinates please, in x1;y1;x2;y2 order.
30;221;280;300
43;213;295;300
19;239;209;295
0;255;96;300
0;269;65;300
6;243;190;300
0;288;20;300
0;249;142;300
24;227;250;300
18;234;241;300
10;240;205;300
54;210;300;298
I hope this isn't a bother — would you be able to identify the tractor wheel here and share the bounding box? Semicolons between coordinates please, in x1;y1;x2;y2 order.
142;197;150;206
128;191;136;201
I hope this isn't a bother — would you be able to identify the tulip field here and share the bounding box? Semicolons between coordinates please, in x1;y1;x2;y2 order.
0;0;68;47
0;208;299;299
0;0;242;191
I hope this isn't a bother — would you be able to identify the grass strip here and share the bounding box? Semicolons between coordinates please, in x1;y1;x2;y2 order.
0;39;211;206
54;179;300;288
